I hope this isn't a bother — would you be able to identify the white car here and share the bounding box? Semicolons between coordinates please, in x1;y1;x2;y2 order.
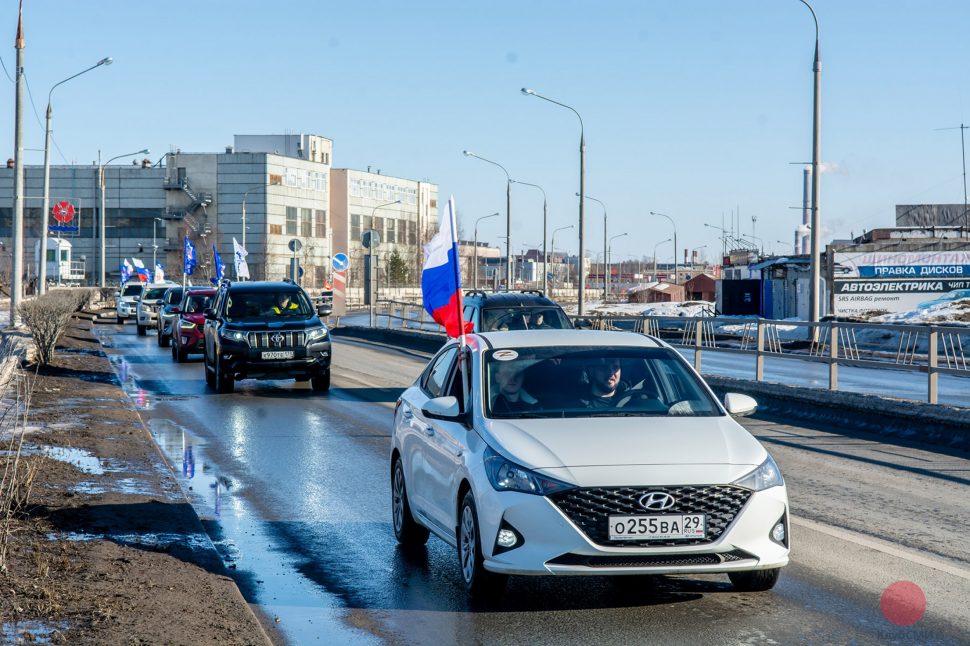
390;330;789;598
135;282;177;336
115;283;144;324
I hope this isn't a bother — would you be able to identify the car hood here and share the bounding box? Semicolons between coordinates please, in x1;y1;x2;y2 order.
183;313;206;325
481;416;766;472
223;319;318;332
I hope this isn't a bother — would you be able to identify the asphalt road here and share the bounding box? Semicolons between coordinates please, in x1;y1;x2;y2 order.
97;324;970;645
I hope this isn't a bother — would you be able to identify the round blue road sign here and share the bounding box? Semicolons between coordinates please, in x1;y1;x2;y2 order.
332;253;349;271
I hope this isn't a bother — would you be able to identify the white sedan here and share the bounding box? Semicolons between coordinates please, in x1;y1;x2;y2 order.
390;330;789;598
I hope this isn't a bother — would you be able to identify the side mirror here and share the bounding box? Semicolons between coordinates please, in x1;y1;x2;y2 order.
317;303;333;317
171;307;181;314
724;393;758;417
113;291;120;297
203;308;216;320
422;396;461;421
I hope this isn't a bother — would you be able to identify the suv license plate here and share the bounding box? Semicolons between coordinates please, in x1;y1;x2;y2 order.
261;351;294;360
608;514;706;541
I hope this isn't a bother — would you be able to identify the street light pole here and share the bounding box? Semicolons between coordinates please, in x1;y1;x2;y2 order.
240;183;274;280
607;232;627;300
799;0;823;325
463;151;511;288
100;149;149;287
11;6;24;326
649;212;679;285
473;212;499;289
653;238;672;280
551;224;574;291
40;57;112;296
580;193;608;300
510;180;548;294
522;88;586;314
152;217;163;270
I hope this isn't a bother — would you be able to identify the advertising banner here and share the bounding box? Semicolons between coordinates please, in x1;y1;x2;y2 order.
832;278;970;316
835;251;970;278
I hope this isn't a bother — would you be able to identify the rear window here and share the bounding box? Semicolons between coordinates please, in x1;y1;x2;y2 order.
144;288;168;300
183;294;213;313
481;307;571;331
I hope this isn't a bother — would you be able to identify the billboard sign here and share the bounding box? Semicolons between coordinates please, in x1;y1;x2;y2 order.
832;278;970;316
835;251;970;278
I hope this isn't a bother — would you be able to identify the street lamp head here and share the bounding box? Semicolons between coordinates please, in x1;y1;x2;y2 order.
521;88;535;96
98;57;113;66
139;148;150;155
462;150;473;157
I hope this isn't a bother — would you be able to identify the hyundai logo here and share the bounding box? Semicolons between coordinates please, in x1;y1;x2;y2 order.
638;492;675;511
271;333;285;346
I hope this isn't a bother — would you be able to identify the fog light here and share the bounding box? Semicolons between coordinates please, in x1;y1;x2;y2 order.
497;529;517;549
772;522;785;543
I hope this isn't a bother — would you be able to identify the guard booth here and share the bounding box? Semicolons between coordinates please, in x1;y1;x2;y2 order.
34;238;86;286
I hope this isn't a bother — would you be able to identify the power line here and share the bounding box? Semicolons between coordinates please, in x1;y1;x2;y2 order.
23;72;69;164
0;52;14;83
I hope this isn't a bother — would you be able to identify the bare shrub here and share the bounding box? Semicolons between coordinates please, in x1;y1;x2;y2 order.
1;366;33;572
49;287;97;313
18;292;78;366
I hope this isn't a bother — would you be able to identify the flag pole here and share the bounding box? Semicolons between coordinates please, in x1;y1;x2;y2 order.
447;197;470;412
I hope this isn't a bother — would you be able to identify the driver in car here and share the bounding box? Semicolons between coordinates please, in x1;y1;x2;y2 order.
580;358;630;409
272;293;299;315
491;361;539;414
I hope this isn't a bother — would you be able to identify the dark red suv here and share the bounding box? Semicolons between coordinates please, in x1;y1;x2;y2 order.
172;288;216;362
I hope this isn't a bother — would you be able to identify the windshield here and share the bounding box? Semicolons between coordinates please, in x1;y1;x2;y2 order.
144;288;168;300
165;288;183;304
123;285;142;296
183;293;213;314
481;307;571;331
224;291;313;322
484;346;720;419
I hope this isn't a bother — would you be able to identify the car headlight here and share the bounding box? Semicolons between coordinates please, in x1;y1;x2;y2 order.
483;446;574;496
732;454;784;491
305;326;328;343
179;320;197;330
219;330;248;343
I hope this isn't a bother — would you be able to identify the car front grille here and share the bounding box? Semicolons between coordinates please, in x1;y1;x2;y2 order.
247;331;306;348
548;485;751;547
547;548;756;568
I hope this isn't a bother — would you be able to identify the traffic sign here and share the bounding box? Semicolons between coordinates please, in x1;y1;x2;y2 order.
332;253;349;271
361;230;380;249
288;238;303;253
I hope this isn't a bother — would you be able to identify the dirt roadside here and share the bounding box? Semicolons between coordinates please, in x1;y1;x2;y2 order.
0;311;278;645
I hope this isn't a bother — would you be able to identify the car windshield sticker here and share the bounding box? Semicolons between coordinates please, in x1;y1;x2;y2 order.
493;350;519;361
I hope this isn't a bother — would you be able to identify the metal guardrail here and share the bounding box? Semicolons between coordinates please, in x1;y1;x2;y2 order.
365;300;970;405
571;314;970;405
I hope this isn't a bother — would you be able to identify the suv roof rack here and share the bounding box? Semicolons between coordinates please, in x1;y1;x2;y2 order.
464;289;490;298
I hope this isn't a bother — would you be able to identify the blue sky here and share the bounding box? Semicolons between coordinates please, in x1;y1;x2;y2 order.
4;1;970;264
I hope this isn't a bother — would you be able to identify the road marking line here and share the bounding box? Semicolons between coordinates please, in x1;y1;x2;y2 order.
792;515;970;581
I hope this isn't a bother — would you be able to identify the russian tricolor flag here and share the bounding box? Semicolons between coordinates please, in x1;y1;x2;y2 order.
422;197;471;338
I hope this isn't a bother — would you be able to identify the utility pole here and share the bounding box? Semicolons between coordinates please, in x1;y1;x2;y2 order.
11;2;25;326
936;124;969;229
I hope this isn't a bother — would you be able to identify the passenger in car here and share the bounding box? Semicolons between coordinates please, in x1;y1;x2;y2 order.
491;361;539;414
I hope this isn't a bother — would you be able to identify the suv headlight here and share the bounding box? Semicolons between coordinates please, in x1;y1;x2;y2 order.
483;447;574;496
732;454;784;491
179;320;197;330
306;327;328;343
220;330;248;344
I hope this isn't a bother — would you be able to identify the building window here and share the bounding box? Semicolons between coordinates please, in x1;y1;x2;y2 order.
374;217;383;238
408;220;417;245
269;174;283;186
270;224;282;235
386;219;396;244
351;214;361;242
301;208;312;237
285;207;297;235
315;210;327;238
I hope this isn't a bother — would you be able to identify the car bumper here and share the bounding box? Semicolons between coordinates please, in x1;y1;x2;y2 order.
159;316;177;335
220;341;332;379
177;331;205;352
473;483;789;577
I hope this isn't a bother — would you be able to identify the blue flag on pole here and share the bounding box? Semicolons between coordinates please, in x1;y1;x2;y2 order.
120;261;131;284
211;245;226;284
184;237;197;275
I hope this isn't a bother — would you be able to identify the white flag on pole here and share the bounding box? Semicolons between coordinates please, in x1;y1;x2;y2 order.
233;238;250;279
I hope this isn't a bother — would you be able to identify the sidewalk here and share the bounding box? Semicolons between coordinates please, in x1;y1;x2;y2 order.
0;311;274;645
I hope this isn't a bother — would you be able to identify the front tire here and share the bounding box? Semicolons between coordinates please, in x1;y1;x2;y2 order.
175;343;187;363
311;370;331;392
204;352;215;388
458;491;507;599
392;459;429;547
157;330;170;347
728;568;781;592
116;315;123;324
137;324;146;336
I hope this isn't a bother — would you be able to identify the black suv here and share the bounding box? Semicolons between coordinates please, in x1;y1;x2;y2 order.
462;290;573;332
202;280;332;393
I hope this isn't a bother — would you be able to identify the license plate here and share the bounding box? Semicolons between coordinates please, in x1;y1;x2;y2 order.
260;351;294;360
608;514;706;541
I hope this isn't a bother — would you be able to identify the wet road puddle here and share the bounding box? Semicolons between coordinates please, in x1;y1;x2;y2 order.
1;620;72;645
